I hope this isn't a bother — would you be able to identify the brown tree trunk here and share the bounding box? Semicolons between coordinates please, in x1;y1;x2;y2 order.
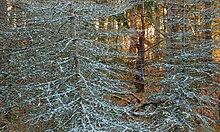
203;1;213;62
166;0;179;75
0;0;7;29
0;0;7;13
128;7;137;68
154;2;161;75
135;0;145;92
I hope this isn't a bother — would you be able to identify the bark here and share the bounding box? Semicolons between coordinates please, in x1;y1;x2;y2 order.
0;0;7;13
0;0;7;29
135;0;145;92
154;6;160;59
166;0;179;75
128;7;137;68
203;1;213;62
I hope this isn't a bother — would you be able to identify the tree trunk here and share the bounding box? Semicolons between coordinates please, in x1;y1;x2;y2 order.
166;0;180;76
128;7;137;68
135;0;145;92
0;0;7;29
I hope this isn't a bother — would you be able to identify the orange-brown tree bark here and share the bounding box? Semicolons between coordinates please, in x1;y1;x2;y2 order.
135;0;146;92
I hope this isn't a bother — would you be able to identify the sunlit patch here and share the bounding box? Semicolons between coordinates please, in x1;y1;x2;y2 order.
213;49;220;62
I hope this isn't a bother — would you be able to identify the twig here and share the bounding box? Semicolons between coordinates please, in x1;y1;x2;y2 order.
112;95;131;104
129;93;142;103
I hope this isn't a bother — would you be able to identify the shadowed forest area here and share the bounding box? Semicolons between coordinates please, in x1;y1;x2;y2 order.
0;0;220;131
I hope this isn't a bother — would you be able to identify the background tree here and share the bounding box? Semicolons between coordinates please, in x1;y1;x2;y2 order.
128;0;220;131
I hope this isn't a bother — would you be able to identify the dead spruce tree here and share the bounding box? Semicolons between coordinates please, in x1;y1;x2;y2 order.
0;0;141;131
128;0;220;131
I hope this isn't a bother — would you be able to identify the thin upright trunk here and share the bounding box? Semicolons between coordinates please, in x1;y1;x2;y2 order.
154;2;161;67
166;0;179;75
129;7;137;67
203;1;213;62
0;0;7;13
0;0;7;29
135;1;145;92
69;12;79;75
